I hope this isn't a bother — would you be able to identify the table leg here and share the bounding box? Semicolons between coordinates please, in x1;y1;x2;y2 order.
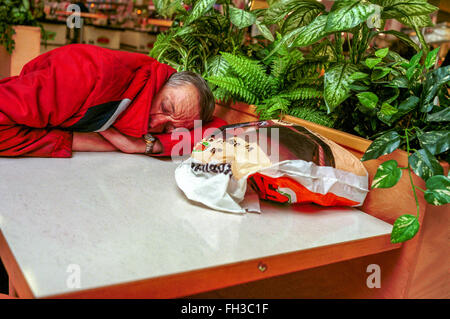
9;278;17;297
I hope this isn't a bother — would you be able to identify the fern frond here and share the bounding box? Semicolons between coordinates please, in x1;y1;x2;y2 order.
205;55;230;78
256;96;290;119
220;52;271;97
271;55;291;79
279;87;323;100
207;76;259;105
287;104;335;128
212;87;234;104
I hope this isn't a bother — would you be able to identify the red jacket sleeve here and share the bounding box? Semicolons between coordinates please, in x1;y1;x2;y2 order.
0;76;73;157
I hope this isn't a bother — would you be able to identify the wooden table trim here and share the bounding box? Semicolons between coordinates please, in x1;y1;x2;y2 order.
43;234;400;299
0;230;35;298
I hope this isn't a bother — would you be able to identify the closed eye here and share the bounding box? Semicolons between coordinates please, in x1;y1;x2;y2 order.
162;100;175;115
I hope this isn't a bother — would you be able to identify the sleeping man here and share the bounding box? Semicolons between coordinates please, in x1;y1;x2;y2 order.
0;44;225;158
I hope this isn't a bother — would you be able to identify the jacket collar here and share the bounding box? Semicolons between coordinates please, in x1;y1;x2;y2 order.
113;62;176;137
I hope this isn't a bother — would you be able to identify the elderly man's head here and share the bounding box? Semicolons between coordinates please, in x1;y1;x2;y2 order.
149;71;215;133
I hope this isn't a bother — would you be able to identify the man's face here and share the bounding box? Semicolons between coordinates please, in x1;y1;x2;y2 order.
149;83;201;133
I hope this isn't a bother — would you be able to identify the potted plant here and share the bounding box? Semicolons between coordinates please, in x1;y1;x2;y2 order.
0;0;42;78
150;0;274;74
152;0;449;243
359;48;449;243
207;0;450;243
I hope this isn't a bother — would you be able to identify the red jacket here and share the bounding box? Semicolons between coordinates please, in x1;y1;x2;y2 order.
0;44;226;157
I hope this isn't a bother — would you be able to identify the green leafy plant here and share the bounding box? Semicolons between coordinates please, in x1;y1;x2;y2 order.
263;0;440;135
150;0;273;74
262;0;448;243
206;41;335;126
360;49;449;243
0;0;40;54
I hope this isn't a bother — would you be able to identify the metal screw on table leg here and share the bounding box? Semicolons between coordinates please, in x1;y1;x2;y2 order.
258;262;267;272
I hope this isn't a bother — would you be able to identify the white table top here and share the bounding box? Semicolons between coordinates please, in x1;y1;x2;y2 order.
0;152;393;298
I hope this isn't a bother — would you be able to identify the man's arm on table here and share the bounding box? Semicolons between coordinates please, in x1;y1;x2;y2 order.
73;129;162;154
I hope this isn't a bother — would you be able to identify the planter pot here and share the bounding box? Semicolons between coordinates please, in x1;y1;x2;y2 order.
213;100;449;298
0;25;41;79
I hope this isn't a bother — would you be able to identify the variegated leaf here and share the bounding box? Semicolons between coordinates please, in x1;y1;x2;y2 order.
361;131;402;161
292;14;329;47
382;0;438;19
408;148;444;181
323;63;359;113
255;20;275;42
372;160;402;189
418;131;450;155
325;0;378;32
184;0;216;25
424;175;450;206
357;92;378;110
427;108;450;122
229;7;257;29
390;214;420;244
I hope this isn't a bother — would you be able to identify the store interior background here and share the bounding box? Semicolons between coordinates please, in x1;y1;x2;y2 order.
35;1;450;60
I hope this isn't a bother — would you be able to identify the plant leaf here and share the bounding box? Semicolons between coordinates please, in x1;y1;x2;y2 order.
255;20;274;41
398;14;433;28
229;7;257;29
378;30;421;53
292;14;329;47
361;131;402;161
390;214;420;244
377;103;398;124
281;4;325;34
382;0;438;19
205;55;229;77
409;50;423;68
264;0;325;24
357;92;378;110
365;57;382;69
421;66;450;106
425;47;440;69
427;108;450;122
397;95;420;114
409;149;444;181
350;71;369;81
184;0;216;25
380;103;398;116
372;67;392;80
372;160;402;189
375;47;389;58
388;76;409;89
325;0;378;32
424;175;450;206
323;63;359;113
264;24;310;61
418;131;450;155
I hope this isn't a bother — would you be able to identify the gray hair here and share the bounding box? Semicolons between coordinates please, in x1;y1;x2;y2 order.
165;71;215;122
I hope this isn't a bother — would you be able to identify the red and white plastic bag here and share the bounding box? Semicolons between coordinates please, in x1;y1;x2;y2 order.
175;120;369;214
